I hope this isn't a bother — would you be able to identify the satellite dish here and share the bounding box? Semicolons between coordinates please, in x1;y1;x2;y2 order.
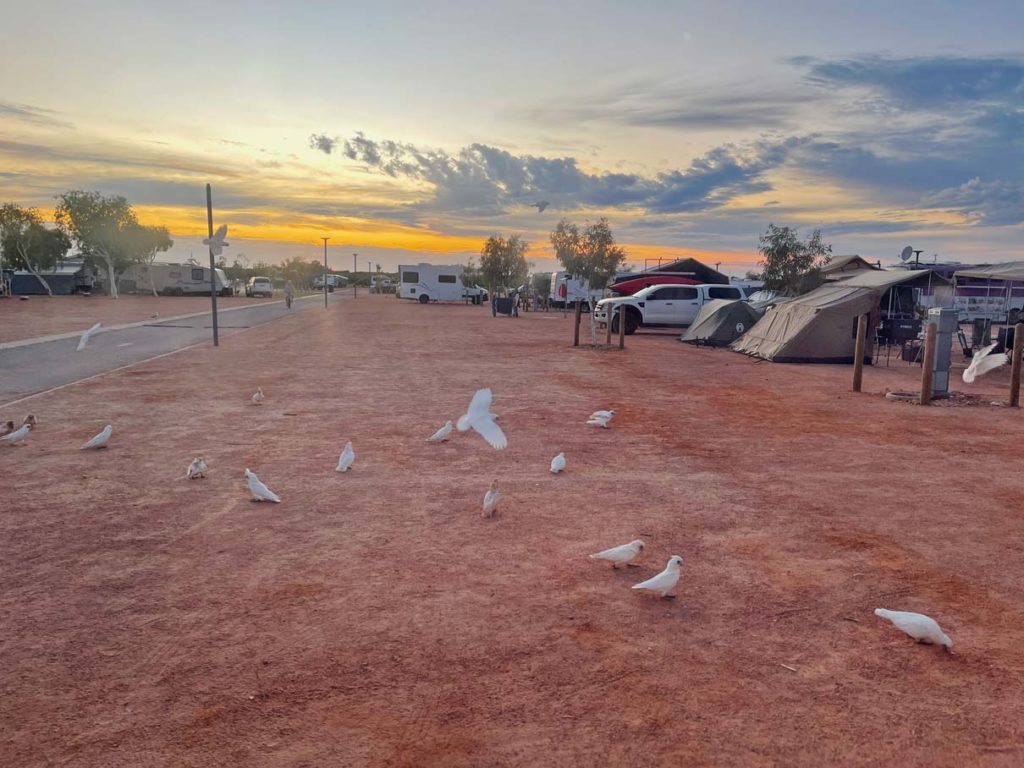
899;246;913;262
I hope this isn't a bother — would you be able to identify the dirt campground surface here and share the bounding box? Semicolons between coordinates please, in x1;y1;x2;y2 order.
0;295;283;344
3;297;1024;767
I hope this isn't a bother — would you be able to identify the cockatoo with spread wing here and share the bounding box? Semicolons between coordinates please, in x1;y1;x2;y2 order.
81;425;112;450
482;480;500;518
244;468;280;502
632;555;683;598
76;322;101;352
590;539;645;568
336;441;355;472
457;388;507;450
874;608;952;649
203;224;229;256
963;343;1009;383
427;420;453;442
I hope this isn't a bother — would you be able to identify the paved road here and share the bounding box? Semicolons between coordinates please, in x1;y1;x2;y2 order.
0;293;345;403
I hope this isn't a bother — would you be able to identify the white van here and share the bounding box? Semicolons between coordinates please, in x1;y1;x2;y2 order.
398;264;465;304
549;271;604;309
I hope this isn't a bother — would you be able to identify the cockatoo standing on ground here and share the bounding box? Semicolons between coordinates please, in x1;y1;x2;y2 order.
186;457;207;479
1;423;31;445
457;388;507;449
589;540;645;568
550;452;566;473
244;468;280;502
427;420;453;442
482;480;500;518
81;425;112;450
874;608;953;649
963;343;1009;383
336;441;355;472
632;555;683;598
251;388;265;405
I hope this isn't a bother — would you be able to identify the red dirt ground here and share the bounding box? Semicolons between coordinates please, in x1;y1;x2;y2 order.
0;294;285;343
2;297;1024;767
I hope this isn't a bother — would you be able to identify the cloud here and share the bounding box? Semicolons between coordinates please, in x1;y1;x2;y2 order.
309;133;338;154
329;131;803;215
921;177;1024;225
796;55;1024;111
0;101;73;129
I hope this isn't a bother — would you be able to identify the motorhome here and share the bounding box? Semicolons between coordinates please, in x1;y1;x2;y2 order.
398;264;465;303
120;262;231;296
313;274;348;292
549;271;604;309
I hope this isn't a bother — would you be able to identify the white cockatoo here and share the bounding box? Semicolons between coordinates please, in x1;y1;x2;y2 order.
203;224;229;256
587;414;612;428
457;388;507;450
81;425;112;450
186;457;207;479
335;441;355;472
426;420;453;443
963;343;1009;384
590;409;615;422
76;322;102;352
874;608;952;649
244;468;280;502
550;452;566;473
632;555;683;598
589;539;645;568
482;480;500;518
1;423;31;445
251;387;265;405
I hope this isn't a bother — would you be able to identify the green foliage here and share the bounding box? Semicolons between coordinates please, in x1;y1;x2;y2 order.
0;204;71;294
531;271;552;297
550;217;626;290
461;256;482;288
54;190;140;297
757;224;831;295
479;234;529;294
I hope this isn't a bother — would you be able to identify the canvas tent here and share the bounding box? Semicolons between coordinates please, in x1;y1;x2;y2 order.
680;299;762;346
820;255;879;281
731;269;947;363
953;262;1024;281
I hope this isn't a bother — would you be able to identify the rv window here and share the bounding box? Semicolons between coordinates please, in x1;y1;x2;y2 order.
707;286;741;299
191;268;205;281
169;271;181;278
402;271;419;283
438;274;457;283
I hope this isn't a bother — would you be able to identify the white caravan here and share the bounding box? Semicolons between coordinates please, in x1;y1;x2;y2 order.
121;262;231;296
549;271;604;309
398;264;465;304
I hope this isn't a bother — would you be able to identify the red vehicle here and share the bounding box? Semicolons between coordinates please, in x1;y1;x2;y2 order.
608;258;729;296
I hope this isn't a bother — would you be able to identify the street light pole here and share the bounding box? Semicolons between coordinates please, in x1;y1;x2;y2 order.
353;253;358;298
321;237;329;308
205;183;219;347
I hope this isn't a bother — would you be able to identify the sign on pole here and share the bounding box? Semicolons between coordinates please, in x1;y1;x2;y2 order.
202;184;229;346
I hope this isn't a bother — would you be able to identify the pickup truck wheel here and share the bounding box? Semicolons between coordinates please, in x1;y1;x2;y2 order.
624;311;639;335
418;293;430;304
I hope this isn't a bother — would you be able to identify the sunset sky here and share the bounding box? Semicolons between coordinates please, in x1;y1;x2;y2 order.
1;1;1022;274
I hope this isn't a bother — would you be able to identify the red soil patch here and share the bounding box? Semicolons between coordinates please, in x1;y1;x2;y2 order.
2;297;1023;766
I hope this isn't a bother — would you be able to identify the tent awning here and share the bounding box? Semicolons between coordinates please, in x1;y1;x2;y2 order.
953;261;1024;281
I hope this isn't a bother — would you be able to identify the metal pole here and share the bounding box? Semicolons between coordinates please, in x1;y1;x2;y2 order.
572;301;581;346
605;305;613;345
852;313;868;392
206;184;219;347
353;253;358;298
618;305;626;349
920;322;937;405
1010;322;1024;407
322;237;329;308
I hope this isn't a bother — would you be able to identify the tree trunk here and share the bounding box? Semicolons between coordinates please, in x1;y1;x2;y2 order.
15;244;53;296
589;303;598;346
103;254;119;299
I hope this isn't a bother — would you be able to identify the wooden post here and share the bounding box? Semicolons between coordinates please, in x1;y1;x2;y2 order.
572;301;581;347
852;313;868;392
919;322;937;405
1009;322;1024;407
605;305;612;346
618;306;626;349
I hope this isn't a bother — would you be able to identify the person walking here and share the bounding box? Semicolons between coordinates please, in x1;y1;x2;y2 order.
284;279;295;309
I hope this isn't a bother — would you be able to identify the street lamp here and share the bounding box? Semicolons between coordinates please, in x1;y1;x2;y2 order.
322;237;330;308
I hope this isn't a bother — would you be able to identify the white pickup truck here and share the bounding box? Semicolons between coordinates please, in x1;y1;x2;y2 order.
594;283;744;334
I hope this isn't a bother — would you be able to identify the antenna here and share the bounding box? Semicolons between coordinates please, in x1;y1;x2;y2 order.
912;250;923;267
899;246;913;262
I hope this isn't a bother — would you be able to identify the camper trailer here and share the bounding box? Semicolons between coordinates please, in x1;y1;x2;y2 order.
120;262;231;296
398;264;465;304
549;271;604;309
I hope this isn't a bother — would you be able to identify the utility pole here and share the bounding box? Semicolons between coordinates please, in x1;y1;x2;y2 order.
205;184;219;346
353;253;358;298
321;237;329;308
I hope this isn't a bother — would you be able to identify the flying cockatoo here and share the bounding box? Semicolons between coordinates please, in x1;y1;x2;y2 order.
590;409;615;422
457;388;507;450
426;420;453;443
244;468;280;502
963;343;1009;384
76;322;102;352
251;387;264;405
81;425;113;450
203;224;229;256
589;539;645;568
874;608;953;649
335;441;355;472
550;452;566;473
533;201;550;213
587;414;612;428
482;480;500;518
632;555;683;598
1;423;31;445
186;457;207;479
